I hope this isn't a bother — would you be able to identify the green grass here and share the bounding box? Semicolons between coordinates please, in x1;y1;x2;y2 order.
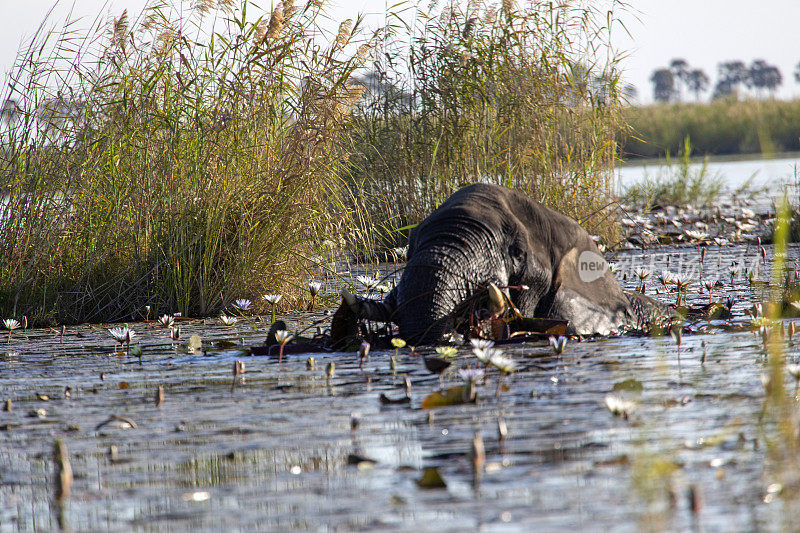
621;98;800;159
0;0;626;324
624;137;724;208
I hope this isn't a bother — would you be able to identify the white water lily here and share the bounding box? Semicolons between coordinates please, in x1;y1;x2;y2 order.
473;347;500;364
233;298;252;311
308;282;323;297
470;338;495;350
274;329;293;364
262;294;283;305
684;230;709;241
786;364;800;380
393;247;408;261
356;275;379;291
220;314;238;326
108;326;134;343
375;284;392;294
3;318;21;343
274;330;293;344
549;335;567;355
458;368;485;383
657;271;675;287
158;314;175;328
605;395;636;419
633;268;650;281
263;294;283;322
488;352;518;373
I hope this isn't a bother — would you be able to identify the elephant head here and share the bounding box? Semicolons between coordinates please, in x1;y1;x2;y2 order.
337;183;670;345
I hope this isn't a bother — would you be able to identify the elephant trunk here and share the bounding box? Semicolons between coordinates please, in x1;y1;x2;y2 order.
393;242;505;344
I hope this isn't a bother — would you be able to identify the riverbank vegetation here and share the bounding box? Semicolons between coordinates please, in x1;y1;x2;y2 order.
0;0;624;324
621;97;800;159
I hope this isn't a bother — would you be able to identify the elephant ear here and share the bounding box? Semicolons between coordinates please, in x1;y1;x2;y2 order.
549;243;632;335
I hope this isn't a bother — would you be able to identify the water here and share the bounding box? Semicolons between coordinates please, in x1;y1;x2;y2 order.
2;244;800;531
616;153;800;191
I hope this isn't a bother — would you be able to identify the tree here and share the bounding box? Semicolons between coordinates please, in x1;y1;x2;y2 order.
795;61;800;83
749;59;782;96
713;60;748;99
669;58;689;100
685;69;709;101
650;68;677;103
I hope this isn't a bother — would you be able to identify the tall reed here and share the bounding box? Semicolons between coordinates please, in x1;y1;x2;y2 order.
0;0;375;323
349;0;626;246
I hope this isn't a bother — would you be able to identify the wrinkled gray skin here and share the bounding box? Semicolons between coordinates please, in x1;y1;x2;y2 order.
348;183;670;344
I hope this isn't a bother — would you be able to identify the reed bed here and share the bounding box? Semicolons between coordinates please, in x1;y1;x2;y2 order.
622;98;800;159
1;0;625;324
350;0;625;247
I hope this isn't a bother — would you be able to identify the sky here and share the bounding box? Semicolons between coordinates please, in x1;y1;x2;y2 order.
2;0;799;103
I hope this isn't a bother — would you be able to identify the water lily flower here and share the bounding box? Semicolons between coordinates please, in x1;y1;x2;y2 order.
488;351;517;398
171;326;182;341
220;314;238;326
3;318;20;343
158;314;175;328
472;346;498;365
375;284;392;294
489;352;518;373
262;294;283;322
605;395;636;419
549;335;567;355
458;367;485;383
263;294;283;305
786;364;800;381
633;268;650;281
657;271;675;288
685;230;709;241
393;247;408;261
435;346;458;358
274;330;293;363
358;341;370;369
391;337;406;357
702;278;718;303
108;326;135;356
308;282;322;297
108;326;134;345
470;338;495;350
356;275;379;291
233;299;252;311
307;282;323;310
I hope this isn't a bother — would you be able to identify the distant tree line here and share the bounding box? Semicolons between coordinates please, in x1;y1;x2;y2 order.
648;58;793;103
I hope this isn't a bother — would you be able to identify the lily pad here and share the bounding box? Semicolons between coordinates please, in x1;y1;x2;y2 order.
416;466;447;489
612;378;644;392
421;385;476;409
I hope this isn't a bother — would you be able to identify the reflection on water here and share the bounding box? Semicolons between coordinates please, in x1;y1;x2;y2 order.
617;153;800;191
1;244;799;531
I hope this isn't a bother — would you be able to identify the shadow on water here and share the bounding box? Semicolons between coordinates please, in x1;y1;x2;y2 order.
2;243;800;531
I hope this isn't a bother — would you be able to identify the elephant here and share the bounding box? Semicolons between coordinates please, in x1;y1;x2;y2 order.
335;183;670;345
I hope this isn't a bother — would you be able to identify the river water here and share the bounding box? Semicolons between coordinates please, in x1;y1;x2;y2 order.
2;241;800;531
3;156;800;531
616;152;800;193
